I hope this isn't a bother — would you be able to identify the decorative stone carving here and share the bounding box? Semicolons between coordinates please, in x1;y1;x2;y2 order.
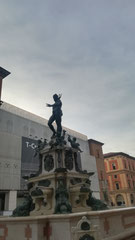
38;179;51;187
65;150;73;170
55;178;72;214
70;178;82;185
80;185;90;193
25;224;32;240
79;234;95;240
55;167;67;173
86;192;108;211
34;138;48;174
12;195;35;216
70;177;91;211
30;186;53;215
49;130;67;149
31;188;43;197
56;149;63;168
81;222;90;231
72;216;99;240
74;152;81;171
44;154;54;172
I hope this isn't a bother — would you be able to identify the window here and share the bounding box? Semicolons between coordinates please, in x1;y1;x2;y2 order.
116;194;125;206
0;193;5;211
116;183;120;190
128;181;131;188
112;163;116;170
114;175;117;179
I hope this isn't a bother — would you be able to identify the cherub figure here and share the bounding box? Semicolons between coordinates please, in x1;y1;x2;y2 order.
34;139;48;157
68;135;83;152
33;139;48;174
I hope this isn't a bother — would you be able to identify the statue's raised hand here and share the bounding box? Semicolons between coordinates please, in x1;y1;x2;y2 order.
46;103;51;107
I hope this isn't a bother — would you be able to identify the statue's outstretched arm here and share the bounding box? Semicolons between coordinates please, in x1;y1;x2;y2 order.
46;103;53;107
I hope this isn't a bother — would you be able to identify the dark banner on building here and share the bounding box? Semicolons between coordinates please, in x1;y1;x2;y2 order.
21;136;39;190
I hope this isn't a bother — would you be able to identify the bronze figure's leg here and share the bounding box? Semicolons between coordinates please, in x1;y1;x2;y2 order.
48;115;56;137
55;115;62;137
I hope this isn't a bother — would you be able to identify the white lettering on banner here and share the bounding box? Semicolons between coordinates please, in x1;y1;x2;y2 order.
31;143;37;149
26;142;29;148
25;141;37;149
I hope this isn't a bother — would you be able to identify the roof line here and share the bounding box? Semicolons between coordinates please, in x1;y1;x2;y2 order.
104;152;135;160
88;138;104;146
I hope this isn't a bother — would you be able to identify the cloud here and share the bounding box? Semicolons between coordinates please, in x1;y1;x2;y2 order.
0;0;135;155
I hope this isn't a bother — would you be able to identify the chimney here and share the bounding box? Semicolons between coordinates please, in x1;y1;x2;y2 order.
0;67;10;105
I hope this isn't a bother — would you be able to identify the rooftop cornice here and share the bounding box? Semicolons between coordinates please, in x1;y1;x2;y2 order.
104;152;135;161
88;138;104;146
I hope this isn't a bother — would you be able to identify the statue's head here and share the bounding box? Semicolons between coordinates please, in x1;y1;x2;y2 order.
53;94;59;102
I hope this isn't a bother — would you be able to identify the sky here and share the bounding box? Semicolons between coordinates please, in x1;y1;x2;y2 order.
0;0;135;155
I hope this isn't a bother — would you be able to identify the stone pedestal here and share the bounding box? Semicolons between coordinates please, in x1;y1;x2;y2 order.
28;141;93;216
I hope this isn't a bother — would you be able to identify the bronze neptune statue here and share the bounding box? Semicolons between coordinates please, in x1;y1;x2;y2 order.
46;94;63;138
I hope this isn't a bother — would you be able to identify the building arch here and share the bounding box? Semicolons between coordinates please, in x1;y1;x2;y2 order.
116;194;125;206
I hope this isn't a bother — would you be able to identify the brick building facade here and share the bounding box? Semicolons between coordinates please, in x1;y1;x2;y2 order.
104;152;135;207
88;139;109;203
